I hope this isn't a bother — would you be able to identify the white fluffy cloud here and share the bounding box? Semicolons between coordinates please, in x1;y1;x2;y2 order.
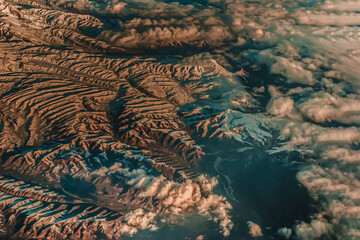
93;164;233;236
2;0;360;239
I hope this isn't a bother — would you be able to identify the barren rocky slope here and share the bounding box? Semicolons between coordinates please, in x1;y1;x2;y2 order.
0;0;237;238
1;0;360;239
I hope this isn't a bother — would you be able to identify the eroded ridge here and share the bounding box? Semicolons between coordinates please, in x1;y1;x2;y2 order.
0;0;235;236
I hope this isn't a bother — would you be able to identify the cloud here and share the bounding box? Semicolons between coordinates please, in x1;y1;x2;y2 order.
1;0;360;239
119;209;158;236
294;220;333;240
247;221;263;237
298;93;360;124
92;165;234;236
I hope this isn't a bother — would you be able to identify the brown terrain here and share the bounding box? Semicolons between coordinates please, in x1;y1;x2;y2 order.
0;0;237;238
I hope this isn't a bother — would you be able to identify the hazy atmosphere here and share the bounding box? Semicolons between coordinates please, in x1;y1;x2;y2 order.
0;0;359;239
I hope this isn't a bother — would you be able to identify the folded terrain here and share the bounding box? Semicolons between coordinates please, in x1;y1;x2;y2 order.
1;0;360;239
